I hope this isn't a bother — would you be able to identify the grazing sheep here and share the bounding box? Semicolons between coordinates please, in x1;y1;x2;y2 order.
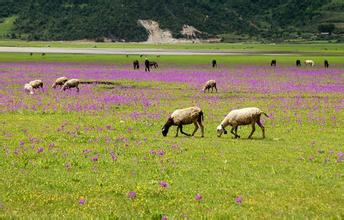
271;60;277;67
203;80;217;93
324;60;329;68
216;107;269;139
296;60;301;67
162;106;204;137
29;80;44;90
52;77;68;89
304;60;315;67
24;83;34;94
61;79;80;92
133;60;140;70
212;59;217;68
23;79;43;94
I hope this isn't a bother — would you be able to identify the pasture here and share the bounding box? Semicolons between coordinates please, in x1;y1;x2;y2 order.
0;53;344;218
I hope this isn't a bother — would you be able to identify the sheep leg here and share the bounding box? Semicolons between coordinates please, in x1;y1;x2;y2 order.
257;120;265;139
191;122;199;136
215;85;217;92
175;126;180;137
180;125;191;136
234;126;240;138
76;86;80;93
231;127;239;139
248;123;256;139
198;121;204;137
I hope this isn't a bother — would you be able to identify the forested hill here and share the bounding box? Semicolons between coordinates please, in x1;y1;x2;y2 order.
1;0;343;42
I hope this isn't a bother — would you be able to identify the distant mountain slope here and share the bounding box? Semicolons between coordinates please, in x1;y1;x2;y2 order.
0;0;343;42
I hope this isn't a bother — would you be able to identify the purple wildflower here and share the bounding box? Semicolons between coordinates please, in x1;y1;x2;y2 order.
19;141;25;146
161;215;168;220
158;150;165;157
150;150;156;155
110;151;117;161
235;196;243;205
92;155;99;162
337;152;344;163
159;181;169;188
79;197;86;205
195;194;203;201
128;191;137;199
37;147;44;153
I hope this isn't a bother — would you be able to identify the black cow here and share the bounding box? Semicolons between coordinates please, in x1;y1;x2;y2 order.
145;59;150;72
324;60;329;68
133;60;140;70
212;60;217;68
271;60;276;67
296;60;301;67
149;61;158;68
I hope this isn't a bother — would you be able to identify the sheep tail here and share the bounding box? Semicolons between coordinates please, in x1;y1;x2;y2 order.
262;112;269;118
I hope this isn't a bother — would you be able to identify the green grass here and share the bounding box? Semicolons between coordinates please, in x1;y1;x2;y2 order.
1;52;344;66
0;52;344;218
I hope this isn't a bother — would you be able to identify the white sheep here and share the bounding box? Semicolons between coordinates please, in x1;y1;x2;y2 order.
216;107;269;139
24;80;44;94
162;106;204;137
61;79;80;92
304;60;315;67
52;77;68;89
203;80;217;93
24;83;34;94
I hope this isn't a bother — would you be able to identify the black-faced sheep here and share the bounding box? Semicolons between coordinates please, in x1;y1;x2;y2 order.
203;80;217;93
61;79;80;92
296;60;301;67
271;60;276;67
162;106;204;137
52;77;68;89
216;107;269;139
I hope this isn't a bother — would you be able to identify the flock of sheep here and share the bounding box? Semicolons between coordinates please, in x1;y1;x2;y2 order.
24;77;80;94
23;57;331;139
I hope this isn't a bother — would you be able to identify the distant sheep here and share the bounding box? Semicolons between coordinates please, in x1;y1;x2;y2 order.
271;60;277;67
24;79;44;94
24;83;34;94
162;106;204;137
52;77;68;89
61;79;80;92
216;107;269;139
203;80;217;93
304;60;315;67
296;60;301;67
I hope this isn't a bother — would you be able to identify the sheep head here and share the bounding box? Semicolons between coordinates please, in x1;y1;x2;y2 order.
162;118;173;137
216;124;227;137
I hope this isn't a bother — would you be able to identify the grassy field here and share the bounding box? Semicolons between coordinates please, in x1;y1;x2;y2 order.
1;40;344;55
1;52;344;66
0;52;344;218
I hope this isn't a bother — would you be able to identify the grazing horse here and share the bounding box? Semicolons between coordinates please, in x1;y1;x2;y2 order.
296;60;301;67
271;60;277;67
212;60;217;68
149;61;158;68
304;60;315;67
324;60;329;68
133;60;140;70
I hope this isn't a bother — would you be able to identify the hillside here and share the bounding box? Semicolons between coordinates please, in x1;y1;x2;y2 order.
0;0;343;42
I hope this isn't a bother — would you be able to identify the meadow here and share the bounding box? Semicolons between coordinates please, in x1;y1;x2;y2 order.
0;53;344;218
